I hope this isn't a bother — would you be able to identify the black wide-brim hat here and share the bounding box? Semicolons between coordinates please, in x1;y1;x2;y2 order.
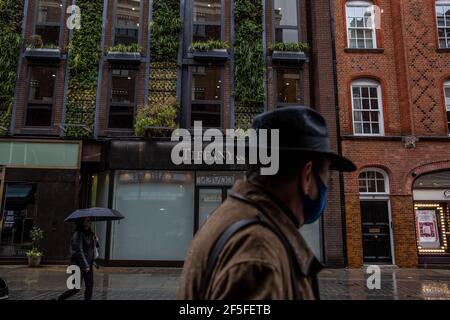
251;106;356;172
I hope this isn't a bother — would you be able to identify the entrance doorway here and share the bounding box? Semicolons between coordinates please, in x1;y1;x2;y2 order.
0;184;37;257
195;186;230;232
361;200;393;264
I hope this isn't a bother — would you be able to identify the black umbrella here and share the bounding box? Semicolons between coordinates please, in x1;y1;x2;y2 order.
64;207;125;222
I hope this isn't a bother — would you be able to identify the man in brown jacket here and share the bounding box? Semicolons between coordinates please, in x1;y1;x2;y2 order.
178;106;356;300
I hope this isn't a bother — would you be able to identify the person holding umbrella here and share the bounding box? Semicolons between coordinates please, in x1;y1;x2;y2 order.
57;217;98;300
57;208;124;300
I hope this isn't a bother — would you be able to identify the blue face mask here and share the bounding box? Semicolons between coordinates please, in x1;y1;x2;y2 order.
302;169;328;225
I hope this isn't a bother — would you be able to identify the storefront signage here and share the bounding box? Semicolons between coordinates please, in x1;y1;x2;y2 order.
415;210;440;247
444;190;450;198
197;175;234;186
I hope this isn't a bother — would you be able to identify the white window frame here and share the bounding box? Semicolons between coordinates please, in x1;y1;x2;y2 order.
346;0;377;49
351;79;384;136
436;0;450;49
444;80;450;135
358;168;390;197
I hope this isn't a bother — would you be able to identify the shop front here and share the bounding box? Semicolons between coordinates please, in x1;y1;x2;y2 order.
413;171;450;266
0;140;81;262
91;140;324;266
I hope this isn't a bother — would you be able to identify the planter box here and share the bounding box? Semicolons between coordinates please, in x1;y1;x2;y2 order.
25;48;62;61
107;51;141;64
192;49;229;61
271;50;308;64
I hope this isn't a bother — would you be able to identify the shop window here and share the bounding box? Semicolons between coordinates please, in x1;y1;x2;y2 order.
444;80;450;134
35;0;63;46
273;0;299;42
108;68;137;129
26;66;57;127
276;69;302;105
358;169;389;194
436;1;450;49
114;0;142;46
193;0;223;42
351;79;384;135
346;1;377;49
0;184;37;257
111;171;195;260
191;66;222;128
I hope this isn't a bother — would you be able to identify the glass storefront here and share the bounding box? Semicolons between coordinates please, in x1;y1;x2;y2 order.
89;170;324;263
111;171;195;261
413;171;450;258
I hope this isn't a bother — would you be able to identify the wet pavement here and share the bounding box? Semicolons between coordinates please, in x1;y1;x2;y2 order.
1;265;450;300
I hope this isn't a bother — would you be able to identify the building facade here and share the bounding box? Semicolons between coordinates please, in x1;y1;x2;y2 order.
0;0;346;266
335;0;450;267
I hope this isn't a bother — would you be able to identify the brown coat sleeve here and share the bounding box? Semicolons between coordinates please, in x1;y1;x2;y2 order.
210;260;284;300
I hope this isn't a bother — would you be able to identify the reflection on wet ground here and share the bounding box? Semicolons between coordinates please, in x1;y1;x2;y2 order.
1;265;450;300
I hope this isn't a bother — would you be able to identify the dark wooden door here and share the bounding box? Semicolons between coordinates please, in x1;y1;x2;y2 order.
361;201;392;264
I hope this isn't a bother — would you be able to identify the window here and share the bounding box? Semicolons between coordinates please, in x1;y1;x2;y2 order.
436;1;450;48
108;69;137;129
351;79;384;135
274;0;299;42
346;1;376;49
114;0;141;46
359;169;389;194
276;69;302;104
191;66;222;128
193;0;222;42
35;0;63;46
445;81;450;134
26;67;57;127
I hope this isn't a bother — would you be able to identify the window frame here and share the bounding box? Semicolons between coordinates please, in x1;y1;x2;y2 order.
358;168;390;196
24;65;58;128
191;0;225;44
33;0;65;47
351;79;385;136
436;0;450;49
274;67;304;106
345;0;377;49
112;0;144;47
107;67;139;131
188;65;224;129
444;80;450;135
272;0;301;43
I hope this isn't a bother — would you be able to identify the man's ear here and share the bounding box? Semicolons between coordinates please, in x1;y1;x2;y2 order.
300;161;313;196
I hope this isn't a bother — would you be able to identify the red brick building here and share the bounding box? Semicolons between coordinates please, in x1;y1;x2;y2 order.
334;0;450;267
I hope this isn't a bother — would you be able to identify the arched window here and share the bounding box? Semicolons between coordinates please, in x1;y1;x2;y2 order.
444;80;450;134
358;168;389;194
436;0;450;49
351;79;384;135
346;1;377;49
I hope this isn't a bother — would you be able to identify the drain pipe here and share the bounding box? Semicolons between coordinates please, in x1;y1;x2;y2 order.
328;0;348;267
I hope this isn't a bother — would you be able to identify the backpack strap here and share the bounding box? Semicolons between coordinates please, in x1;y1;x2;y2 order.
201;191;301;299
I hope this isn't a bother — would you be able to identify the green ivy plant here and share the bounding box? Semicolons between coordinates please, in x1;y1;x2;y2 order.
190;39;229;52
270;42;309;52
65;0;103;138
150;0;182;62
146;0;181;134
0;0;24;135
233;0;265;129
135;97;179;137
108;43;142;53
